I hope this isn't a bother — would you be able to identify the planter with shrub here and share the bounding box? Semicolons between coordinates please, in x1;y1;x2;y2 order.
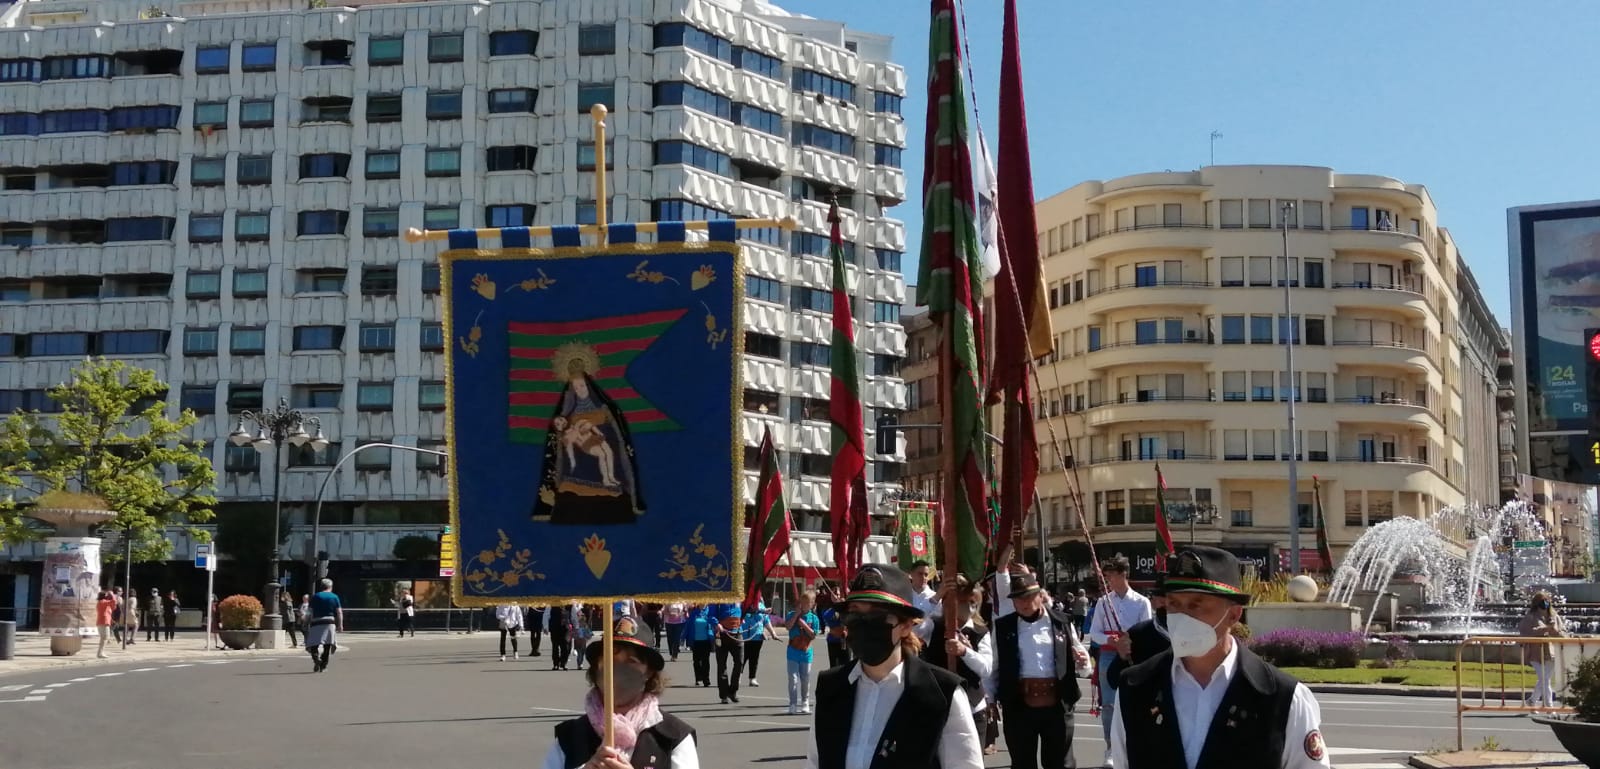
1248;629;1364;669
217;595;263;650
1534;652;1600;767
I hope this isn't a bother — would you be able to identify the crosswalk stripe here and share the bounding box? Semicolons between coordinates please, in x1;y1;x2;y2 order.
44;683;70;688
27;689;50;696
0;684;27;692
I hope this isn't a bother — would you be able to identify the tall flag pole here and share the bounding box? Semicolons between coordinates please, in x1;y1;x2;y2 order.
746;426;794;609
918;0;990;612
826;200;869;588
1313;476;1334;574
1153;464;1176;571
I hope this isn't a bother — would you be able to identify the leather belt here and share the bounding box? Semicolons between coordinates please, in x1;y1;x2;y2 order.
1020;677;1058;707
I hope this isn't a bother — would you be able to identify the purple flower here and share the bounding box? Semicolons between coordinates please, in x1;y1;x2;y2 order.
1249;629;1365;668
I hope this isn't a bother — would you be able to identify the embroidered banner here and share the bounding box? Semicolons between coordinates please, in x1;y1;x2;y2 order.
442;243;744;604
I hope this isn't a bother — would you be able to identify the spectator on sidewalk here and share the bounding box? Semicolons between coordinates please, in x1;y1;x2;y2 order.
95;590;116;658
145;588;162;642
281;590;299;647
162;590;180;642
395;589;416;637
111;587;125;643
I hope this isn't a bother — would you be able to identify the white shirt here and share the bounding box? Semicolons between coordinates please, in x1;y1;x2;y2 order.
1109;640;1331;769
956;619;996;708
911;585;939;642
803;660;985;769
1017;612;1058;679
540;730;700;769
496;605;524;630
1089;589;1153;646
993;573;1016;618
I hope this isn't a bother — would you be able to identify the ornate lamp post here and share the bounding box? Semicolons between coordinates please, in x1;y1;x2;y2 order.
1164;500;1221;545
229;398;325;633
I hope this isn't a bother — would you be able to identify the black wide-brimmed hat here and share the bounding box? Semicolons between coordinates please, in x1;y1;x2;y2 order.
1165;546;1249;604
842;564;925;618
584;621;665;670
1007;572;1044;599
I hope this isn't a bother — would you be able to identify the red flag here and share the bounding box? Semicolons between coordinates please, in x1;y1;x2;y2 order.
745;426;793;608
827;202;869;587
1154;464;1176;571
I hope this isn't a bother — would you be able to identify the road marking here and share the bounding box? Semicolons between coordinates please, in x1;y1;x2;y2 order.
28;689;50;696
129;667;158;672
168;663;194;668
44;683;71;688
95;672;124;677
0;684;26;692
69;677;93;682
23;695;45;702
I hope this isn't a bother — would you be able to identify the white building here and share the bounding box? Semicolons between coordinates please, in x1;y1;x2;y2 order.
0;0;908;602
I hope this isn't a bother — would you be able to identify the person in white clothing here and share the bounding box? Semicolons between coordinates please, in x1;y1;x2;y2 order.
907;560;940;643
496;604;524;661
1087;554;1153;750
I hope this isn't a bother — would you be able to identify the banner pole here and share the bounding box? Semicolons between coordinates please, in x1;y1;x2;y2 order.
602;614;615;748
591;104;609;246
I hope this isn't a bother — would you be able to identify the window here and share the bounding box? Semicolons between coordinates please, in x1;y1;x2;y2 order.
791;123;855;156
798;453;833;478
420;322;444;351
191;157;225;186
1278;314;1300;345
186;272;221;298
188;214;223;242
1251;371;1274;402
1302;201;1323;229
419;381;446;410
1305;317;1326;346
872;144;902;168
231;327;266;354
359;324;395;352
872;91;903;113
297;210;347;236
288;442;340;468
746;275;780;303
744;332;781;360
1251;429;1275;461
234;212;270;241
293;385;340;409
791;68;855;101
873;249;902;271
425;148;461;177
106;217;175;242
487;204;535;228
369;37;403;65
293;325;344;351
1249;315;1273;344
1230;492;1253;527
1135;320;1158;345
1222;372;1245;402
1220;315;1244;344
27;332;92;356
428;34;464;63
1219;256;1243;286
357;382;393;410
193;102;227;127
577;141;614;171
237;155;272;185
227;384;263;411
354;443;392;470
871;355;901;377
298;153;350;179
363;209;399;237
577;83;613;113
1248;256;1272;286
732;103;782;136
734;46;781;80
366;93;402;123
790;286;832;313
486;145;537;172
1104;491;1125;526
365;151;400;179
653;141;733;177
42;54;111;80
1134;263;1158;287
426;91;462;119
1350;207;1370;230
1247;199;1270;228
195;46;230;74
578;25;615;55
297;269;345;293
233;270;267;297
0;58;39;83
180;385;216;414
240;99;274;127
652;23;732;62
871;301;900;323
224;444;260;472
652;82;731;120
1307;372;1327;404
417;441;445;472
421;265;441;294
109;105;180;132
490;30;538;56
99;330;166;355
1219;199;1242;228
241;44;277;71
423;207;459;230
302;97;351;123
183;327;218;355
488;88;536;114
790;342;831;367
39;109;107;134
1304;259;1325;288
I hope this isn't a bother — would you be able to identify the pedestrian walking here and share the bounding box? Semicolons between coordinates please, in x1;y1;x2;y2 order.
296;593;310;649
539;623;701;769
784;590;819;715
922;575;996;751
95;589;116;658
708;601;744;703
642;602;663;649
1519;591;1567;710
1087;554;1152;758
124;588;139;644
573;605;595;670
742;599;779;687
1071;589;1089;637
497;603;524;661
687;604;714;687
1105;575;1171;690
662;601;687;662
145;588;162;641
546;604;572;670
395;588;416;637
526;605;545;658
305;578;343;673
817;586;850;670
162;590;180;641
993;571;1091;769
802;563;984;769
111;586;125;644
1111;546;1331;769
282;590;300;648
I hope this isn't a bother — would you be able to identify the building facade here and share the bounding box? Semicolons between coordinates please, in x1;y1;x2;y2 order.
898;305;939;496
1027;165;1502;582
1497;332;1521;504
0;0;908;604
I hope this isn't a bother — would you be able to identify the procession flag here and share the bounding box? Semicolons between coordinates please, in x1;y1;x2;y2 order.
827;202;869;587
894;501;939;568
1314;476;1335;573
916;0;990;581
745;426;793;608
1154;464;1177;572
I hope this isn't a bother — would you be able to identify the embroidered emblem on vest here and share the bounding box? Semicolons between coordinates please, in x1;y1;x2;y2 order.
1304;729;1325;760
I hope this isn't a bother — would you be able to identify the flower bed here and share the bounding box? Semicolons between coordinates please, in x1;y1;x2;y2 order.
1249;628;1365;668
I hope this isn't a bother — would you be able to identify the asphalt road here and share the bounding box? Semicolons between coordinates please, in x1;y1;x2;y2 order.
0;635;1568;769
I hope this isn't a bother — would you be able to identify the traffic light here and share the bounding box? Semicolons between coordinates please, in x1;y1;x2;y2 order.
1587;328;1600;430
875;414;898;455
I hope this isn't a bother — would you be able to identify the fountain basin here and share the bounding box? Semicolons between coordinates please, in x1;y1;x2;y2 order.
1249;602;1361;636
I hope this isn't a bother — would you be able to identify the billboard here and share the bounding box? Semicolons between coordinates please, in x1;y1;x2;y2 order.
1510;201;1600;484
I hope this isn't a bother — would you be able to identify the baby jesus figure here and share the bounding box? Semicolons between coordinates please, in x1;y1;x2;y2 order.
554;416;621;487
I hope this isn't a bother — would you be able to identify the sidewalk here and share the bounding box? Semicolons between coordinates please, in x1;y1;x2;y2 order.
0;630;464;678
1409;751;1580;769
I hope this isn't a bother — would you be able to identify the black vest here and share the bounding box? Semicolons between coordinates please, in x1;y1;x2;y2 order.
994;610;1083;707
1117;646;1299;769
921;623;988;704
814;654;962;769
553;713;694;769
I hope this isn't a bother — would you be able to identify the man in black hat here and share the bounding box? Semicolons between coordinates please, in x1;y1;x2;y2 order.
803;563;984;769
1111;546;1330;769
921;574;996;746
993;570;1090;769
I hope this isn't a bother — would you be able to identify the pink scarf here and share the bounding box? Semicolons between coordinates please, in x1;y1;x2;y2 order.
584;688;663;751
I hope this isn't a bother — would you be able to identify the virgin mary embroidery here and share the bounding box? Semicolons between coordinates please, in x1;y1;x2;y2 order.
531;342;647;525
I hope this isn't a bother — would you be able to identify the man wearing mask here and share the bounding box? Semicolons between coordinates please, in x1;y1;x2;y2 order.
1111;546;1330;769
921;574;996;749
804;563;983;769
994;572;1091;769
1105;575;1171;688
1087;554;1152;753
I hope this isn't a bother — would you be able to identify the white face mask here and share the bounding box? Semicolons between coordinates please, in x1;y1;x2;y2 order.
1162;610;1227;658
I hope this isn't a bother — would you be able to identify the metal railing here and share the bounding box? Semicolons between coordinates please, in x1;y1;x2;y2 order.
1455;636;1600;749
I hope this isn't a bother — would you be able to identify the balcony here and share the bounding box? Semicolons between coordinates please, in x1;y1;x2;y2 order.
1330;340;1433;373
1081;280;1212;315
1084;395;1216;427
1085;338;1213;370
1328;225;1429;260
1331;396;1441;429
1081;223;1214;261
1330;282;1431;318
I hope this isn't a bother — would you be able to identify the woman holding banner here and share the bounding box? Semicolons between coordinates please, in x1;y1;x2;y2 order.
541;623;700;769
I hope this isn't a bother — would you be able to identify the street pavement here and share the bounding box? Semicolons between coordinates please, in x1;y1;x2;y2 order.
0;633;1572;769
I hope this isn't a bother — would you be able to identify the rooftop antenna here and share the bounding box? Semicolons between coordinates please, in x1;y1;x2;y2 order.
1209;130;1223;166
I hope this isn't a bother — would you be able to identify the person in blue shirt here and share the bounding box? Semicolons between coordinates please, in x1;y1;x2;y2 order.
816;584;851;669
686;605;714;688
706;602;744;703
740;600;780;688
784;590;819;714
305;578;343;673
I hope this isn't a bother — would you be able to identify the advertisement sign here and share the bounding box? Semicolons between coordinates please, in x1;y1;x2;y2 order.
1112;543;1272;583
39;537;101;637
1512;203;1600;432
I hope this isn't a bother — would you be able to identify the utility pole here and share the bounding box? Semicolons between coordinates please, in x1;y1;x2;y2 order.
1209;130;1223;166
1283;202;1302;575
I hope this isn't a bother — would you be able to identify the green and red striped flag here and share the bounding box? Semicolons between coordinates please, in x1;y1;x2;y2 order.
1154;464;1176;572
506;309;685;443
745;426;793;609
827;202;870;587
915;0;990;581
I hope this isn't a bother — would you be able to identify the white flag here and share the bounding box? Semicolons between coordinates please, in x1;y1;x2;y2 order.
973;131;1003;280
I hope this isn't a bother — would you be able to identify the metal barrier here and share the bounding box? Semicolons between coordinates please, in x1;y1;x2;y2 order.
1455;635;1600;749
326;608;485;634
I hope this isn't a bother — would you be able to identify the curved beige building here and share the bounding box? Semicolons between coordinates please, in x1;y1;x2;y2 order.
1028;165;1503;581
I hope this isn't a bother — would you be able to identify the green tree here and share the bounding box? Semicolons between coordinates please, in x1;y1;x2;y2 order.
393;534;440;561
0;358;216;560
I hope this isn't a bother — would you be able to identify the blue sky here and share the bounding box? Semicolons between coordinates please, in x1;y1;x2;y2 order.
795;0;1600;324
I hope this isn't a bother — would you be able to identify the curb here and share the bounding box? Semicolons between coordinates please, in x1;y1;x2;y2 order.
0;631;463;679
1407;753;1580;769
1308;683;1482;699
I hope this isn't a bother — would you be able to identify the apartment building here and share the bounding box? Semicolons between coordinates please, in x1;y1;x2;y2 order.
0;0;909;604
1028;165;1502;582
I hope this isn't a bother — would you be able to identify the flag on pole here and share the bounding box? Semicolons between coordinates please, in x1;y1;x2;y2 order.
1313;476;1335;573
973;137;1003;280
1153;464;1177;572
894;501;939;568
916;0;990;581
827;201;869;587
745;426;793;608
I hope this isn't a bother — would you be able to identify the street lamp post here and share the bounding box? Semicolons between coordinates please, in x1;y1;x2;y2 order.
307;442;449;583
229;398;326;631
1164;501;1220;545
1282;201;1302;575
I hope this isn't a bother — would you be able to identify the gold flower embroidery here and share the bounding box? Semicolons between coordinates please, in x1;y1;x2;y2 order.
463;529;545;594
658;524;730;590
